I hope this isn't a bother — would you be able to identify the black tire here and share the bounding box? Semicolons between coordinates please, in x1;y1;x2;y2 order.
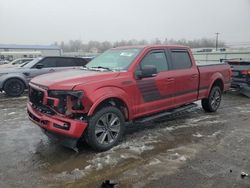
3;78;25;97
84;106;125;151
202;86;222;112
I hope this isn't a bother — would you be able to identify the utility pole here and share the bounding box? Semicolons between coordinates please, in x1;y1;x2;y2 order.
215;32;220;51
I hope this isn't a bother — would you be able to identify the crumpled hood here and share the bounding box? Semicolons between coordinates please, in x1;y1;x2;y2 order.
30;69;120;90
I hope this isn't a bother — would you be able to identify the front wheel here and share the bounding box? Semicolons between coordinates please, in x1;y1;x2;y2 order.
4;78;25;97
84;106;125;151
202;86;222;112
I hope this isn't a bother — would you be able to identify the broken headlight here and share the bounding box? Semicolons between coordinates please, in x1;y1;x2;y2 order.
48;90;84;114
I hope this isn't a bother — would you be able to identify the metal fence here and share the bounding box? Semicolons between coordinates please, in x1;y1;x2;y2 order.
193;51;250;63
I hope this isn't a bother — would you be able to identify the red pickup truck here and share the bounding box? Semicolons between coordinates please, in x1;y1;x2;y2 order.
27;45;231;151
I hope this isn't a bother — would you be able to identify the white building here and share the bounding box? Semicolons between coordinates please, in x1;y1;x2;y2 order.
192;48;250;63
0;44;62;61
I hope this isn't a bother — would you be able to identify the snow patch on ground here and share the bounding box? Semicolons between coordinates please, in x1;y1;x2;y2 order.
235;106;250;113
193;131;222;138
186;115;219;124
168;152;187;162
112;134;158;154
8;112;16;115
54;132;157;182
240;110;250;113
209;131;222;137
179;155;187;161
193;133;204;138
148;158;162;166
163;119;227;132
120;145;200;187
55;168;86;181
54;114;227;184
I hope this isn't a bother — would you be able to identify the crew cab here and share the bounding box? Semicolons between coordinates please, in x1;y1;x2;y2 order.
27;45;231;151
0;56;92;97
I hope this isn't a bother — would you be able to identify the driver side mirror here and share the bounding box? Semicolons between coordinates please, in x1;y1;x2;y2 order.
35;63;44;69
136;65;157;79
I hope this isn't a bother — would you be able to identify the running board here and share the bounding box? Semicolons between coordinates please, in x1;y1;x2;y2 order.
134;103;198;124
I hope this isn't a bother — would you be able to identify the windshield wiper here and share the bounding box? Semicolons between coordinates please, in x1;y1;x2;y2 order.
90;66;112;71
82;65;90;70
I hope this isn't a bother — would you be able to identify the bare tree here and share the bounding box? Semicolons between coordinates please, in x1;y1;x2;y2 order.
54;37;226;53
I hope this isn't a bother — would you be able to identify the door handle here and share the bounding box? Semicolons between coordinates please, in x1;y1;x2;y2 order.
191;74;198;78
166;77;175;83
167;78;175;81
49;69;55;72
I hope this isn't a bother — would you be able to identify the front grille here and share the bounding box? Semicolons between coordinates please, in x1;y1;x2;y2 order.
29;87;44;106
27;110;49;125
29;86;56;115
32;104;56;115
28;110;40;122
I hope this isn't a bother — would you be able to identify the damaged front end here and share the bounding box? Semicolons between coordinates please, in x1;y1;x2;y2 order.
27;84;88;150
47;90;85;117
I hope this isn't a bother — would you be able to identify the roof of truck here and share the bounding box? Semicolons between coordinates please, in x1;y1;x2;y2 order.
114;44;189;49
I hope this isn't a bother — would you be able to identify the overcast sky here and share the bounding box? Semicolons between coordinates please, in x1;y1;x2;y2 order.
0;0;249;45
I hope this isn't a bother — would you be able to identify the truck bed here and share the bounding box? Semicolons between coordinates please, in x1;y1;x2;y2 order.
197;63;231;99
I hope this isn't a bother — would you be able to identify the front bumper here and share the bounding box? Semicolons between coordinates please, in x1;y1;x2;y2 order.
27;102;88;139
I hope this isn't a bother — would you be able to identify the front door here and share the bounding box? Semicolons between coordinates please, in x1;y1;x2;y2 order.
133;50;175;117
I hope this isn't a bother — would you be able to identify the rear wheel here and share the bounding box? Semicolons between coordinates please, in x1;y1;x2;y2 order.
85;106;125;151
202;86;222;112
4;78;25;97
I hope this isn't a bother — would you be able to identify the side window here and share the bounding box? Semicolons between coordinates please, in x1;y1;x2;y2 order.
170;50;192;70
140;51;168;72
75;59;88;66
21;59;28;63
56;58;77;67
38;58;57;68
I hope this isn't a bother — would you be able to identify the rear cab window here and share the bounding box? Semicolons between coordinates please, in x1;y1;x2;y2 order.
169;50;192;70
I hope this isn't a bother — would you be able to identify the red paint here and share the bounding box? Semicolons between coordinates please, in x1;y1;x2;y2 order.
27;102;87;138
27;45;231;139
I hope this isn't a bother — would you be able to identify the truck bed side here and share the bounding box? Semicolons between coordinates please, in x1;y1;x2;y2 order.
197;64;231;99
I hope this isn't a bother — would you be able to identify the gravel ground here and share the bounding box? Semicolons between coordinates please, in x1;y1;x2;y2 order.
0;92;250;188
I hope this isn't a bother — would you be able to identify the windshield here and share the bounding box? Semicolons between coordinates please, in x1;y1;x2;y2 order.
9;59;21;64
20;57;42;68
86;48;142;71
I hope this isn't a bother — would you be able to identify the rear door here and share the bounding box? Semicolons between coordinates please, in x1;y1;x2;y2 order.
168;49;199;106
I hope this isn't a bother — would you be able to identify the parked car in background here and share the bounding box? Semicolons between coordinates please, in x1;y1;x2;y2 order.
0;60;10;65
11;58;34;65
0;56;90;97
0;58;34;68
27;45;231;151
227;59;250;97
81;56;95;62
